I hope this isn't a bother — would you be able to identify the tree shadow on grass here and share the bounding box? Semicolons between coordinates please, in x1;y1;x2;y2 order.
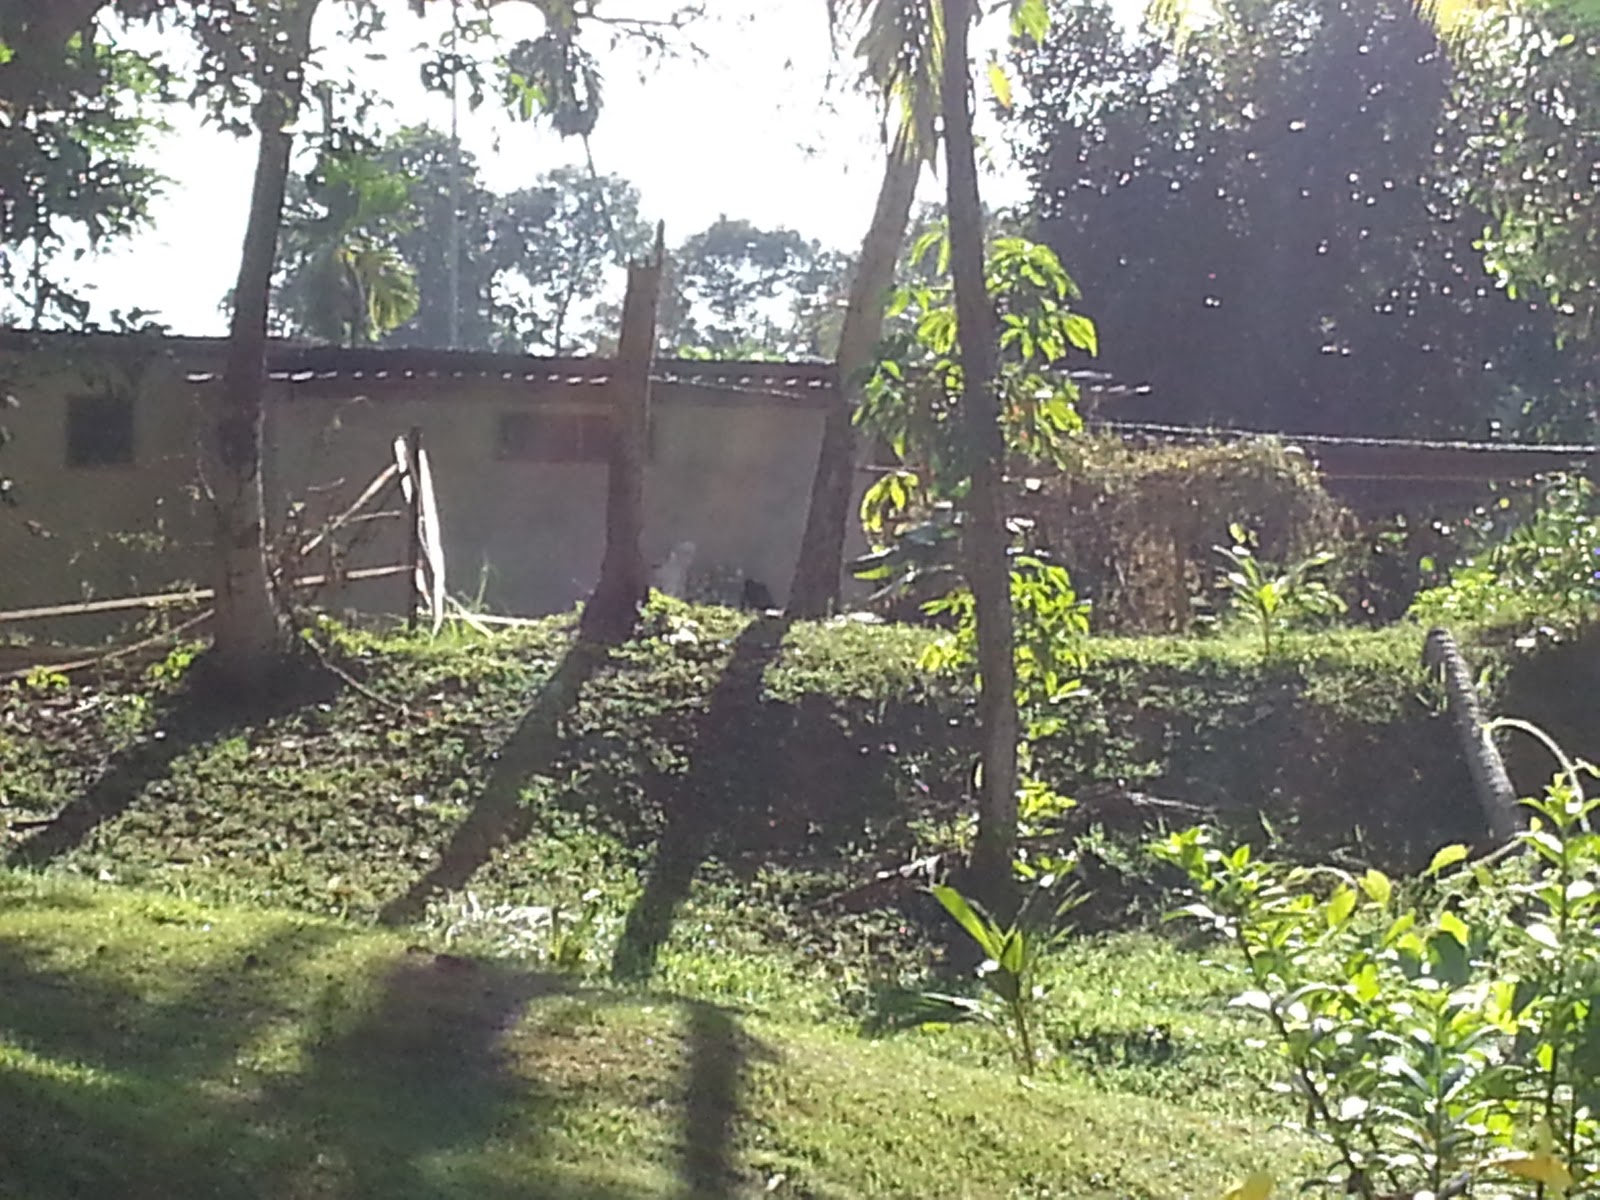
0;920;346;1198
274;958;767;1199
611;615;792;983
265;952;565;1197
6;657;339;870
379;638;612;927
0;924;764;1199
681;999;760;1200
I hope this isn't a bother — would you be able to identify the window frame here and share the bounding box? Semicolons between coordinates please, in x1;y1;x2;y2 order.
64;391;137;469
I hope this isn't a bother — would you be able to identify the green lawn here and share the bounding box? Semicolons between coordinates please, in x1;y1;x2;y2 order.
0;872;1302;1199
3;611;1410;1195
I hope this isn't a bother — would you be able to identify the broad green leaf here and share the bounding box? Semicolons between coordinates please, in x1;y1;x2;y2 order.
1326;885;1356;927
1438;910;1470;946
1359;868;1392;907
1382;911;1416;947
0;40;12;66
932;885;1003;960
1063;312;1098;356
1426;843;1470;877
998;927;1026;975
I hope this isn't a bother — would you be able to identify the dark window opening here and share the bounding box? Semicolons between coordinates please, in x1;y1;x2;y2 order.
66;393;135;468
495;410;616;463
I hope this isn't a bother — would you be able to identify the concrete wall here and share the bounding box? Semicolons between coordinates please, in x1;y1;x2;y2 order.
0;338;850;638
0;344;214;633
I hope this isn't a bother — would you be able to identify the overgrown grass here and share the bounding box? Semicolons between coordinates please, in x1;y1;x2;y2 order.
0;871;1305;1199
3;606;1566;1194
0;607;1547;1009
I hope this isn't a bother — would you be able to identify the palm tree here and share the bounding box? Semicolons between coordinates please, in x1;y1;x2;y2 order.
786;139;922;617
788;1;941;619
276;149;420;347
819;0;1026;914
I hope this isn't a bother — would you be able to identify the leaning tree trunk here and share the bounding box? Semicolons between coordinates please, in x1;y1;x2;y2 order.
1424;626;1523;843
211;0;320;687
787;138;921;618
940;0;1019;919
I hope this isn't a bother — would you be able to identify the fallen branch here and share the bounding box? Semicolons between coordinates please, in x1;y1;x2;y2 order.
0;564;411;626
0;609;214;681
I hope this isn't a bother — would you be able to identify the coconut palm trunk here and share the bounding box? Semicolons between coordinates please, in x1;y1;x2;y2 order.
939;0;1019;917
787;137;921;618
211;0;321;687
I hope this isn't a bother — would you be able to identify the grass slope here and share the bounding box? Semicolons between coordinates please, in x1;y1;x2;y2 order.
0;609;1464;939
0;873;1298;1200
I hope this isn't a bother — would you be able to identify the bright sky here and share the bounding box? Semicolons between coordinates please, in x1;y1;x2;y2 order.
69;0;1039;338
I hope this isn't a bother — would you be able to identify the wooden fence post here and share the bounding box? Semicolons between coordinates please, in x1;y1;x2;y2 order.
582;225;666;643
406;425;424;631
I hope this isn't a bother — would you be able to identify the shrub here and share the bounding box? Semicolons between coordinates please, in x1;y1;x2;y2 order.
1024;437;1349;634
1162;737;1600;1199
1411;473;1600;634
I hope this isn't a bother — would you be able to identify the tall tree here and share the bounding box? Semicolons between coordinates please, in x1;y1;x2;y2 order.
826;0;1056;914
211;0;323;686
1012;0;1580;437
374;125;503;349
1440;0;1600;415
0;1;169;325
788;0;947;617
274;145;420;346
787;140;921;615
489;167;653;354
938;0;1021;914
657;216;849;358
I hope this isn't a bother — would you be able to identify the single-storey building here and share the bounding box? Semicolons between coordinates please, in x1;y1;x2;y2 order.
0;329;858;635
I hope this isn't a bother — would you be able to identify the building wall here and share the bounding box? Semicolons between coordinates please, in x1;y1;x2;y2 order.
0;345;214;638
0;339;850;638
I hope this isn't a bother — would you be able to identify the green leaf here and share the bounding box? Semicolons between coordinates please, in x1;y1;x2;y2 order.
1063;312;1098;356
1382;912;1416;947
1326;885;1356;927
1437;910;1470;946
1009;0;1051;43
932;885;1003;961
997;927;1026;976
1426;844;1470;877
0;40;13;66
987;59;1013;112
1359;868;1392;907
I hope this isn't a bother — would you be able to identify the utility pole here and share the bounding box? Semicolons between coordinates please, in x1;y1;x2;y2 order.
446;0;462;349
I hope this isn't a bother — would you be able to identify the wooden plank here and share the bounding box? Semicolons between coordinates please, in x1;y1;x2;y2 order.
0;564;411;625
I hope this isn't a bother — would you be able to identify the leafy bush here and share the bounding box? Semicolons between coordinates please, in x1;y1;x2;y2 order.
1025;437;1349;634
1411;473;1600;633
1161;738;1600;1198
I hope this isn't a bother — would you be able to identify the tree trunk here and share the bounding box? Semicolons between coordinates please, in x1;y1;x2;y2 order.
210;0;320;687
787;138;921;618
1424;627;1523;843
582;233;665;643
941;0;1019;918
